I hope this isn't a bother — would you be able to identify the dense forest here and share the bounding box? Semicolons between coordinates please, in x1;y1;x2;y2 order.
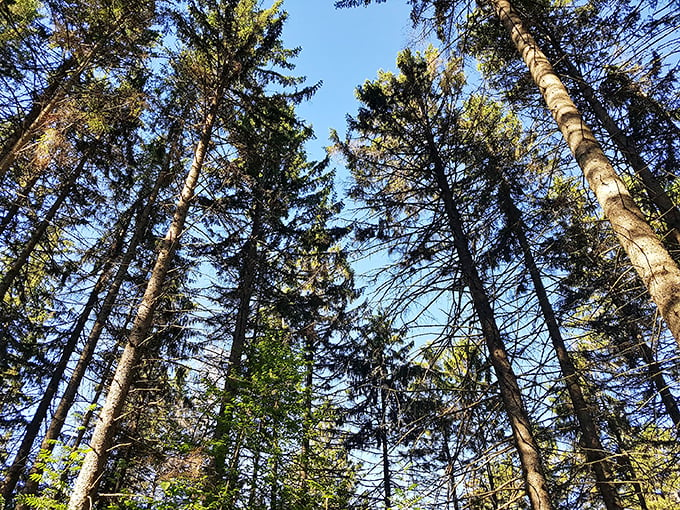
0;0;679;508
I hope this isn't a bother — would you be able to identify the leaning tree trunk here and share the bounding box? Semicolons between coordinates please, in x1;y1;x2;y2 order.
0;147;91;302
543;35;680;246
638;341;680;427
18;163;168;504
0;209;133;505
606;414;649;510
498;180;623;510
488;0;680;348
65;93;221;510
0;58;76;177
425;135;554;509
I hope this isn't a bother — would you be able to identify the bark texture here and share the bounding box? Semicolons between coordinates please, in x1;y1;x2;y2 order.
66;98;219;510
19;167;167;503
553;49;680;246
0;214;130;504
488;0;680;347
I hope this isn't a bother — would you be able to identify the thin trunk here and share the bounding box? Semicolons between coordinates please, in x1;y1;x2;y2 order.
607;416;649;510
19;169;165;501
0;172;41;238
441;427;460;510
489;0;680;347
65;94;220;510
498;182;623;509
0;211;131;504
638;341;680;427
270;438;279;510
248;425;263;508
16;307;133;510
226;210;262;380
380;387;392;510
0;148;90;302
300;327;315;508
225;430;244;507
425;135;554;509
486;462;499;510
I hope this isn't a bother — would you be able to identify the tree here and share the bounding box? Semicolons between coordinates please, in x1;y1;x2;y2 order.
335;47;554;510
335;0;680;351
338;313;416;509
458;94;624;509
64;1;302;507
0;0;157;177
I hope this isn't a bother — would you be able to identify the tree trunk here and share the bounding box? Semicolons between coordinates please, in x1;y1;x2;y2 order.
607;415;649;510
544;38;680;246
0;172;42;238
0;59;73;176
486;462;499;510
18;166;166;502
498;181;623;509
488;0;680;348
0;51;104;178
441;427;460;510
380;387;392;510
638;340;680;427
426;136;554;509
65;94;219;510
0;148;90;302
300;326;315;508
0;210;132;505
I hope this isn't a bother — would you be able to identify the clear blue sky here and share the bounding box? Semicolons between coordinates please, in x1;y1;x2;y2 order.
282;0;416;176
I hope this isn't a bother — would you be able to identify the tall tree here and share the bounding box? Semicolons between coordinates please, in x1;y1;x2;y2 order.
335;0;680;349
0;0;157;177
335;47;554;510
459;94;624;509
339;313;415;509
65;2;302;507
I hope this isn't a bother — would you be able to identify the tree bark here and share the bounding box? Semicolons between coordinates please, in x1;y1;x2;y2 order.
498;181;623;509
544;38;680;246
0;210;132;505
488;0;680;348
607;415;649;510
65;95;220;510
380;386;392;510
18;165;167;503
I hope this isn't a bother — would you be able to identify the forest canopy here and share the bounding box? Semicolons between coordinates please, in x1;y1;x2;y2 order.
0;0;679;509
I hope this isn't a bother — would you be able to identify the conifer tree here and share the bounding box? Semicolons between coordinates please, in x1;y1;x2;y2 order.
335;47;554;510
335;0;680;350
65;2;303;507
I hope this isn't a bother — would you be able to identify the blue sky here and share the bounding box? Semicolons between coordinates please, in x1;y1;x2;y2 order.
282;1;416;179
